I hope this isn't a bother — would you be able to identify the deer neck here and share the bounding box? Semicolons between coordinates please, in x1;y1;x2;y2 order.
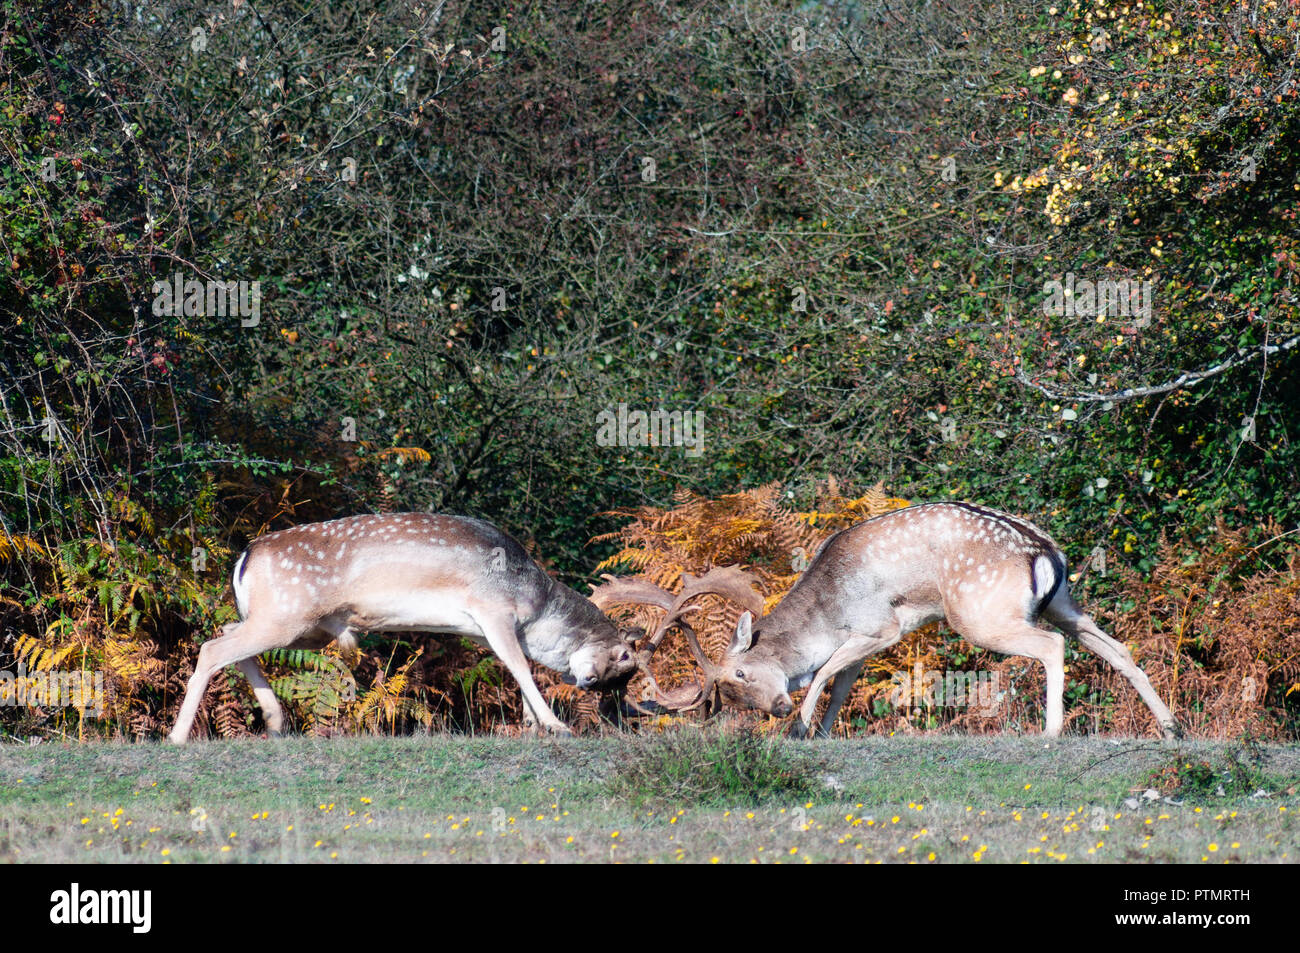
517;578;614;675
754;595;848;689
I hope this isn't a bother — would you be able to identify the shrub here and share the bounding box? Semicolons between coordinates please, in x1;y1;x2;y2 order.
606;725;825;807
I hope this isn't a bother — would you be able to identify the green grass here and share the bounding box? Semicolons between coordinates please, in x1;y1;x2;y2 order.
606;727;826;807
1142;735;1276;803
0;730;1295;863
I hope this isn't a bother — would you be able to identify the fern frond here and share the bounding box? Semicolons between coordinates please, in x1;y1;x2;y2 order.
0;533;47;562
376;446;432;465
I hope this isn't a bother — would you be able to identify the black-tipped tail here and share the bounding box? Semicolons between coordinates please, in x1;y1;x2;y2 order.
1031;551;1067;619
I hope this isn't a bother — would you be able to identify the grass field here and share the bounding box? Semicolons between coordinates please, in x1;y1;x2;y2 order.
0;729;1295;863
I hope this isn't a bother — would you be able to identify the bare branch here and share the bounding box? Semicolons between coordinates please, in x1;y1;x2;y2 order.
1016;334;1300;404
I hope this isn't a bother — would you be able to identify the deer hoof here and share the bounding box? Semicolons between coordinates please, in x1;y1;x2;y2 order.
787;719;814;740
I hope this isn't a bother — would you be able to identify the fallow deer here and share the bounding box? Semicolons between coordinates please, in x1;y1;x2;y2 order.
168;514;644;742
653;503;1180;739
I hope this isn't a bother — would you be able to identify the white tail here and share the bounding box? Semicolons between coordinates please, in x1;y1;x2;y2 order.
676;502;1179;739
168;514;642;742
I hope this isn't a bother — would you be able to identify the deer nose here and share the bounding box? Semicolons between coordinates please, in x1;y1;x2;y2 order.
771;695;793;717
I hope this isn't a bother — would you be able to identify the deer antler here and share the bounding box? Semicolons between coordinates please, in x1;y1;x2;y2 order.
674;566;766;617
588;565;765;715
589;575;677;613
589;574;675;706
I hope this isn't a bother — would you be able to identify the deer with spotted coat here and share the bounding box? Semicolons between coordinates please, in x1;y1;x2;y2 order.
168;514;644;743
657;502;1180;740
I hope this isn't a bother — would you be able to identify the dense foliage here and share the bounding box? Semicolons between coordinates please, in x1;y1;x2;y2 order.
1;0;1295;739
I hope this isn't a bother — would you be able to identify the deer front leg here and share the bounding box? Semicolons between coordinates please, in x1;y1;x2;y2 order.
519;690;540;734
475;610;571;737
796;621;902;738
797;634;884;738
816;660;864;739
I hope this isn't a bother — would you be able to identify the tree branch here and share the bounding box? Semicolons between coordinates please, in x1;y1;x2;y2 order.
1016;334;1300;404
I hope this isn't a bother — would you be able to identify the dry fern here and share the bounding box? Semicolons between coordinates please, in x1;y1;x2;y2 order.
593;479;912;718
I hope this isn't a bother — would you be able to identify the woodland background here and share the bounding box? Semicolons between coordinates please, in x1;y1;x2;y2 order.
1;0;1297;741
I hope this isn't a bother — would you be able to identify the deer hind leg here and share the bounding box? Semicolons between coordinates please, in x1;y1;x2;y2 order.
236;657;284;736
961;622;1066;736
169;617;313;744
1044;595;1180;739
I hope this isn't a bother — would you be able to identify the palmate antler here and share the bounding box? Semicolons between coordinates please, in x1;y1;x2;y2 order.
589;565;765;716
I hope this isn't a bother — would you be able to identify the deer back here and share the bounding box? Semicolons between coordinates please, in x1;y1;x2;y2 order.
232;514;554;627
749;503;1067;673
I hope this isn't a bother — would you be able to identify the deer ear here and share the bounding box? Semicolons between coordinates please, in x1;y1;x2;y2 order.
620;625;644;644
730;611;755;653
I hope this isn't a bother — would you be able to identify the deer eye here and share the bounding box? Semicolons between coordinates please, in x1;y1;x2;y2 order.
619;650;630;662
735;669;745;680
